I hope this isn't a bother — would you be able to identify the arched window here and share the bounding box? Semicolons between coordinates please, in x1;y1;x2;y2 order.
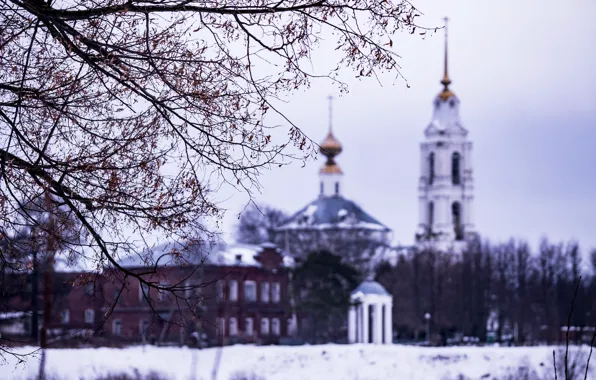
428;202;434;229
452;202;463;240
335;182;339;195
451;152;461;185
428;152;435;185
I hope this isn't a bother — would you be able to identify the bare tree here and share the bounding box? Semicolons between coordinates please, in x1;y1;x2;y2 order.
0;0;427;356
235;203;288;245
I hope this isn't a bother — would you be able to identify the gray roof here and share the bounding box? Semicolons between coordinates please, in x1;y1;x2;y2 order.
275;195;390;232
352;280;390;296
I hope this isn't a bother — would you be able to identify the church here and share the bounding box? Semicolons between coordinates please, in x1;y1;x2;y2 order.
274;21;479;344
275;20;477;260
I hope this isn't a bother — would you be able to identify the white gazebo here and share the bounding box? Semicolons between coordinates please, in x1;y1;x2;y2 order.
348;277;393;344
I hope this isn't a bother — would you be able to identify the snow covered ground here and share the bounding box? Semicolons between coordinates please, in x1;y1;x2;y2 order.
1;344;593;380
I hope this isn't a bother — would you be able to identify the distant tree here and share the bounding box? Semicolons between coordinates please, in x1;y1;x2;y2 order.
235;203;288;245
292;250;360;344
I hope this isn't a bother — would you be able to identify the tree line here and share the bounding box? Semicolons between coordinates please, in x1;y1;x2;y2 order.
375;238;596;345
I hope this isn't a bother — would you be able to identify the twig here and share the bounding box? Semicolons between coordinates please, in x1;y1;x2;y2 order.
565;276;582;380
584;328;596;380
554;350;558;380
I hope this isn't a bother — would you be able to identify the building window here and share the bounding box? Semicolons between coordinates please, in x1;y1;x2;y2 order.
428;202;434;229
112;319;122;336
84;309;95;324
320;182;324;195
158;281;168;301
85;282;94;296
139;281;150;302
452;152;461;185
244;281;257;302
287;318;296;336
334;182;339;195
113;289;121;304
245;317;254;336
140;320;150;340
272;318;280;336
229;317;238;336
452;202;463;240
261;282;270;303
229;280;238;302
61;310;70;324
217;317;225;337
261;318;270;335
428;152;435;185
271;282;281;303
216;280;224;302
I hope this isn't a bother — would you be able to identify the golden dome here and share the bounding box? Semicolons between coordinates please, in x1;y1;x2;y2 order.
438;87;456;101
319;131;342;158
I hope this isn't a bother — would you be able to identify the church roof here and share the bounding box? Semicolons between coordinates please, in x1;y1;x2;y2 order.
274;195;390;232
352;279;390;296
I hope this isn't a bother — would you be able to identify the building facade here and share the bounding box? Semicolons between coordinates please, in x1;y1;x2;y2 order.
1;242;295;347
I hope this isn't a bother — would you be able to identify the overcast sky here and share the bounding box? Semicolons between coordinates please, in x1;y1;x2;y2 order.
216;0;596;253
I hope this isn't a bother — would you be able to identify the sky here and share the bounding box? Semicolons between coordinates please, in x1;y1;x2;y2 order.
215;0;596;253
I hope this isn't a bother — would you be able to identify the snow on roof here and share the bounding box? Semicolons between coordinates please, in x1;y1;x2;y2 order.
0;311;26;320
117;241;292;269
275;196;391;232
352;279;390;296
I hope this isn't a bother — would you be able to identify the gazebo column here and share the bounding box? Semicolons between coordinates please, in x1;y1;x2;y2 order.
374;302;383;344
384;301;392;344
348;305;356;343
362;301;369;343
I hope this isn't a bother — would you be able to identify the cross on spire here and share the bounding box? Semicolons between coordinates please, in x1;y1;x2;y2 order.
441;17;451;89
327;95;333;133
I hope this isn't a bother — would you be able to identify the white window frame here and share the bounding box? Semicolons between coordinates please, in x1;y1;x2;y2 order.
245;317;254;336
61;309;70;324
261;282;270;303
84;309;95;324
112;319;122;336
139;281;150;302
261;317;270;335
229;317;238;336
229;280;238;302
244;281;256;302
272;282;281;303
272;318;280;336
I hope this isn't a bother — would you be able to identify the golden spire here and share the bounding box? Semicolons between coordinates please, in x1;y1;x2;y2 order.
438;17;455;101
319;95;343;174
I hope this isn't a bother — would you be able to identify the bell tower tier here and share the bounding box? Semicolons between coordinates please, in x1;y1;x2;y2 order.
415;18;476;253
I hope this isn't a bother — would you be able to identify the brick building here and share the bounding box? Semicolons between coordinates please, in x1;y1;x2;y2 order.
1;242;295;347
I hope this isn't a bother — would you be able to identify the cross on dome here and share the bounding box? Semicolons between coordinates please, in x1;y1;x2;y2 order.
438;17;456;102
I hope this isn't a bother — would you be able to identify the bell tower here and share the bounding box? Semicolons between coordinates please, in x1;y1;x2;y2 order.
415;18;476;252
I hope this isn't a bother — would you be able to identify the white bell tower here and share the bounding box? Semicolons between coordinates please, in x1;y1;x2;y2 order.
415;18;476;252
